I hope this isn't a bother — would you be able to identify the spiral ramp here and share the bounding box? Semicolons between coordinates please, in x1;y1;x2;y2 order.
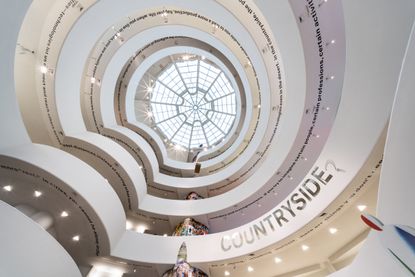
1;0;414;276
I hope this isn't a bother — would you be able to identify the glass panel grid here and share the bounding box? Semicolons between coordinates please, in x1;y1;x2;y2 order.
150;55;237;150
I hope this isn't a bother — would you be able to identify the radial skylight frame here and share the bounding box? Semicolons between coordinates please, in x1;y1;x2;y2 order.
149;55;237;150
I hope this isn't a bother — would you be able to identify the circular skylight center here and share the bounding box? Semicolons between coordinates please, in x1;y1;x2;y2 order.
150;55;237;150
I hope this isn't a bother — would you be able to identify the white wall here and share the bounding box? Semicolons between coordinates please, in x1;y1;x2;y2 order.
0;201;81;277
331;16;415;277
0;1;32;149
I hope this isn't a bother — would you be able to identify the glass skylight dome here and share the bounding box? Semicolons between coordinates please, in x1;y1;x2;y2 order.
149;55;237;150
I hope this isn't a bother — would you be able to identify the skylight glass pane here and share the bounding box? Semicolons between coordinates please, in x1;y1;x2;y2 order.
150;55;237;150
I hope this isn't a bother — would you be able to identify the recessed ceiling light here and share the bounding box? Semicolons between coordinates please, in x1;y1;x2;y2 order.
330;75;335;80
357;205;367;212
247;266;254;272
40;65;48;73
60;211;69;217
329;228;338;234
3;185;12;191
90;77;96;84
274;257;282;263
224;270;230;276
72;235;80;241
331;39;336;44
163;234;168;237
34;190;42;197
301;244;309;251
136;225;146;234
257;104;261;108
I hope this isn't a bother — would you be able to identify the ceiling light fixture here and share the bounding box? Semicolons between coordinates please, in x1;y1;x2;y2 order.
3;185;12;191
301;244;309;251
90;77;96;84
60;211;69;217
40;65;48;74
329;228;338;234
34;190;42;197
224;270;230;276
274;257;282;263
357;205;367;212
247;266;254;272
72;235;80;241
136;225;146;234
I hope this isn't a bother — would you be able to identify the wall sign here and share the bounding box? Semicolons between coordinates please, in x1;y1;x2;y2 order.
221;166;333;251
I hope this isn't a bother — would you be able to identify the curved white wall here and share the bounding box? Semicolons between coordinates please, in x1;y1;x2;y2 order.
332;4;415;276
0;201;81;277
0;1;31;149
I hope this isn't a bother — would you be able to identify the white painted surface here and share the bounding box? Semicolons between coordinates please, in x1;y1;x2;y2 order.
0;0;31;149
331;3;415;275
1;143;126;250
0;201;81;277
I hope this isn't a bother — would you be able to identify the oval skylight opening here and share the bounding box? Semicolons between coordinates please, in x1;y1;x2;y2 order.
149;54;237;150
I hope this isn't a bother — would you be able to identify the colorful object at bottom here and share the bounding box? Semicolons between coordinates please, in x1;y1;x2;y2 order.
361;213;415;275
162;242;208;277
